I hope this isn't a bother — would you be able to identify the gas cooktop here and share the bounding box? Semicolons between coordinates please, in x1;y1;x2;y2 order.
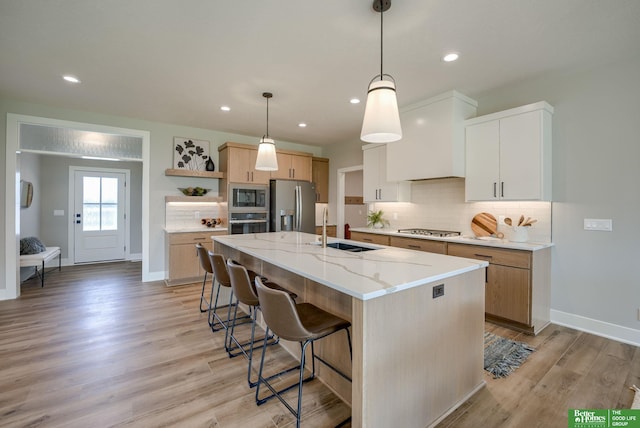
397;228;461;238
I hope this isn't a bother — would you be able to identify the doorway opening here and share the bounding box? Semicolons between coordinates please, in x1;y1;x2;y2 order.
5;114;150;300
336;165;365;239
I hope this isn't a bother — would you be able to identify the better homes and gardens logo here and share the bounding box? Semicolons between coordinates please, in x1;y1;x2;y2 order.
569;409;640;428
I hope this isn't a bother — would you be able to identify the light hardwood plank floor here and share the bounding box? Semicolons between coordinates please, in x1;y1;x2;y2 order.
2;262;638;428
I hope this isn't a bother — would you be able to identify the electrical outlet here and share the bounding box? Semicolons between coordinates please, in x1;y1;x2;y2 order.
194;211;200;219
432;284;444;299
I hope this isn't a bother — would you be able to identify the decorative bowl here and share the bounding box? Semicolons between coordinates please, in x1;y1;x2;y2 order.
178;187;210;196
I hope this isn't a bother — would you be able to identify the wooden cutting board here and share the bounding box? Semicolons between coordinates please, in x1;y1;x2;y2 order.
471;212;497;237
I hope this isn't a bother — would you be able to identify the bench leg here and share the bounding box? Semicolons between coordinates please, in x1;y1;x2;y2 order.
41;260;45;288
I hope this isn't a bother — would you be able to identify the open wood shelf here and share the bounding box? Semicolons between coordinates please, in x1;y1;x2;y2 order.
165;168;225;179
165;195;223;203
345;196;364;205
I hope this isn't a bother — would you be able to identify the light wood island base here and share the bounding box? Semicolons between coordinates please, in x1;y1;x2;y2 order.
214;238;486;428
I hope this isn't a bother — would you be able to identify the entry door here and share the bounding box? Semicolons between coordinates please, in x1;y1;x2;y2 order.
74;170;126;263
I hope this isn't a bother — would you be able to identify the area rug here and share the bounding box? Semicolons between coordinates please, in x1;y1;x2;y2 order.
631;385;640;409
484;332;535;379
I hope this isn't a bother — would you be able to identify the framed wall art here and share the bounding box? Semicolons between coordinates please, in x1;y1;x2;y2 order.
173;137;210;170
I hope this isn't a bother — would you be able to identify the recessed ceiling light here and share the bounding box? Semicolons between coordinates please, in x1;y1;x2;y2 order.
350;98;361;104
298;123;307;128
443;53;459;62
220;106;231;112
63;75;81;83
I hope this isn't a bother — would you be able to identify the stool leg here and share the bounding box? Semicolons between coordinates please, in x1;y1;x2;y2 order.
198;272;209;313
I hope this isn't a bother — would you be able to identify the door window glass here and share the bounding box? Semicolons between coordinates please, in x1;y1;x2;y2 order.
83;176;119;231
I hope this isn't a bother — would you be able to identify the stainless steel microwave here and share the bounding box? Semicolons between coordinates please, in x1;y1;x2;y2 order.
229;184;268;209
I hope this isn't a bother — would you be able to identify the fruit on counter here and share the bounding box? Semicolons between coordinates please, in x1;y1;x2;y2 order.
200;217;224;228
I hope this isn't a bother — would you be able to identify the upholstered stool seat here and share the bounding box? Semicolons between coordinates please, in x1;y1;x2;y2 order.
254;277;351;428
226;258;297;387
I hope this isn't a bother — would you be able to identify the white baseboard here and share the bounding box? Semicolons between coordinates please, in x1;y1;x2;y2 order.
145;270;166;282
128;253;142;261
551;309;640;347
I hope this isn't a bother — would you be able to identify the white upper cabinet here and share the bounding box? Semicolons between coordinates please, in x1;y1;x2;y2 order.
386;91;478;181
464;102;553;201
363;144;410;203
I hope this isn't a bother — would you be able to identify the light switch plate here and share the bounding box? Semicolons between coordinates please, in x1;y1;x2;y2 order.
584;218;613;231
53;210;64;216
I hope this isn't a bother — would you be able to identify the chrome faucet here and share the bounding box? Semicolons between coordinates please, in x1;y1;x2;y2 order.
321;206;328;248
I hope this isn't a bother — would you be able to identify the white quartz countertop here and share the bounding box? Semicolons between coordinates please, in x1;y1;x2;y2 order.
164;226;228;233
213;232;487;301
349;227;554;251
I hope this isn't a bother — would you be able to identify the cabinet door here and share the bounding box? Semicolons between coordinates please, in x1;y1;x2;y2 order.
226;147;251;184
363;146;382;202
290;154;312;181
375;146;399;202
350;231;390;246
270;152;292;180
465;120;500;201
486;264;530;325
247;149;271;184
312;158;329;203
169;243;201;282
389;236;446;254
499;110;542;200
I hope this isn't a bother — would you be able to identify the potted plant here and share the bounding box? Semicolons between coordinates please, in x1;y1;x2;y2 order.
367;209;389;228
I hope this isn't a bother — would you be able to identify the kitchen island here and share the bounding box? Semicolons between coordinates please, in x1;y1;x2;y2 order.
213;232;488;428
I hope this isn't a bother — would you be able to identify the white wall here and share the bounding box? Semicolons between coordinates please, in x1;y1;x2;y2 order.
473;56;640;336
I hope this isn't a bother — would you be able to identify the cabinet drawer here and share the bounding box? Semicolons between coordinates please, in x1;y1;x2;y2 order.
169;231;222;245
389;236;446;254
447;243;530;269
350;231;390;246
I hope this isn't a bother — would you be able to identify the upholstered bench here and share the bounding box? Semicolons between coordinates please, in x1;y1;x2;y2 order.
20;247;61;287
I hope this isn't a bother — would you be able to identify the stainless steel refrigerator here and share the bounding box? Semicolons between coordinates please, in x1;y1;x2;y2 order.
269;179;316;234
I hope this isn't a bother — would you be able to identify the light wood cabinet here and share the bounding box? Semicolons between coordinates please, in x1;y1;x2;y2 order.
166;230;226;286
387;91;477;181
218;142;271;184
350;231;390;246
315;225;337;237
362;144;410;203
271;151;312;181
312;157;329;203
447;243;550;334
464;101;553;201
389;236;447;254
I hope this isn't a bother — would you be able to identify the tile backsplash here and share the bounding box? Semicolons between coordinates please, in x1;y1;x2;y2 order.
368;178;552;243
166;201;227;229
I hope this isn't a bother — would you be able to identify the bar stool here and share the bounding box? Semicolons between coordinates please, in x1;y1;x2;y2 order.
195;244;215;319
226;258;298;384
207;251;253;333
254;276;352;428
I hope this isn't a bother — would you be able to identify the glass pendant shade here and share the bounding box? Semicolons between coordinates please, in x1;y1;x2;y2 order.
255;137;278;171
361;78;402;143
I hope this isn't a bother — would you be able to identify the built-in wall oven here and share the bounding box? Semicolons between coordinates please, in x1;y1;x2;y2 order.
228;184;269;234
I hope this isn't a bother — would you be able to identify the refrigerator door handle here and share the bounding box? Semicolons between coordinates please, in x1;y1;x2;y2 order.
294;186;302;232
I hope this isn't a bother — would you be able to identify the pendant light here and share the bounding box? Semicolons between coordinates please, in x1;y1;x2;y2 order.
360;0;402;143
255;92;279;171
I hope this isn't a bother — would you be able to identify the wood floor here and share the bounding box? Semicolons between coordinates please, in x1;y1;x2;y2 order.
2;263;638;428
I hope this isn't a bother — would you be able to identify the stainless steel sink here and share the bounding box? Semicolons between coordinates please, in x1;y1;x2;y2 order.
326;242;377;252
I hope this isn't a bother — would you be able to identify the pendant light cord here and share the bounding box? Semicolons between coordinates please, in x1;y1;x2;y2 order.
266;96;269;138
380;3;384;80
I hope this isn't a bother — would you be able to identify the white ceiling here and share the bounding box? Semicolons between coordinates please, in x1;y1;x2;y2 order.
1;0;639;147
